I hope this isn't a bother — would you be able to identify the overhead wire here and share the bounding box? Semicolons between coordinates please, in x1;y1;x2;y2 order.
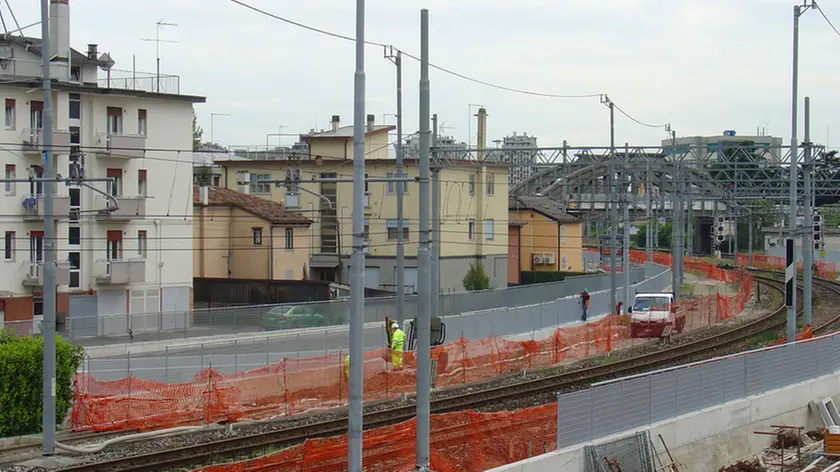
815;2;840;38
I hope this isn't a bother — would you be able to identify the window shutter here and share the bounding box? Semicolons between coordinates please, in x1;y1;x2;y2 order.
30;230;44;237
30;101;43;111
106;168;122;178
107;107;122;117
138;169;147;181
138;109;147;119
107;230;122;241
5;98;15;108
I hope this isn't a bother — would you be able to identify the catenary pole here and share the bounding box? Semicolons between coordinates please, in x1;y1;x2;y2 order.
394;49;405;325
787;3;803;343
40;0;57;456
415;8;432;471
605;96;617;313
622;145;630;312
431;114;440;319
646;159;653;263
803;96;813;326
347;0;366;468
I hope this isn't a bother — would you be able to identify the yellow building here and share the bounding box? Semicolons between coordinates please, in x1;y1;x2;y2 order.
304;114;394;160
509;196;583;273
193;185;313;280
214;153;510;293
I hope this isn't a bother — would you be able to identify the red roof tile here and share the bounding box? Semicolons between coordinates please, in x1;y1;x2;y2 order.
193;185;312;225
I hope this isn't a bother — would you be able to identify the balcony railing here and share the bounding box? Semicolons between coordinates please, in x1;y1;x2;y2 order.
95;133;146;159
22;194;70;221
94;259;146;285
21;128;72;155
97;71;180;95
22;260;71;287
95;195;146;220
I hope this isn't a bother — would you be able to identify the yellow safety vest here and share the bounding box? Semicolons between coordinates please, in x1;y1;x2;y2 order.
391;328;406;352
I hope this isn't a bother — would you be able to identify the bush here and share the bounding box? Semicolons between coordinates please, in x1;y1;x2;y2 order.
519;271;588;285
0;330;84;437
463;263;490;291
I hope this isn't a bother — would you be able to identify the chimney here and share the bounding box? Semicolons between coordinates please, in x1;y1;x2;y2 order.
87;44;98;60
476;107;488;161
199;185;209;206
366;114;375;132
49;0;71;60
330;115;340;132
236;170;250;195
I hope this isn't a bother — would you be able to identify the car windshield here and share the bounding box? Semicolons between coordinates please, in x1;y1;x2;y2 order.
633;297;670;312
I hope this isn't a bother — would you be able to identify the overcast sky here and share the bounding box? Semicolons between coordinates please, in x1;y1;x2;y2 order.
10;0;840;151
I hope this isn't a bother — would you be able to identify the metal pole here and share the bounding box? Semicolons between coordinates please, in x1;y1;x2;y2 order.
787;4;801;343
608;99;617;313
748;215;754;266
672;165;681;300
803;96;813;326
395;50;406;326
646;159;653;263
431;114;440;319
347;0;366;468
622;146;630;312
40;0;56;456
415;9;432;471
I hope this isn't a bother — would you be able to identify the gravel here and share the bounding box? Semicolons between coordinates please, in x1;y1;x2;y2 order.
9;276;835;471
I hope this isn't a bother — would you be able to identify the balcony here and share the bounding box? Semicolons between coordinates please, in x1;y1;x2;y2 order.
22;261;71;288
94;259;146;285
21;194;70;221
21;129;72;158
95;196;146;220
95;133;146;159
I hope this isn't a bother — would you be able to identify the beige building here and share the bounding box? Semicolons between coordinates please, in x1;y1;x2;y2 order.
214;117;510;292
509;196;584;273
193;185;312;280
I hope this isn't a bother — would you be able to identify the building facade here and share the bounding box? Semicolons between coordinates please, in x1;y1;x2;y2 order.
487;132;538;187
509;196;583;273
0;0;203;334
662;132;784;161
193;185;312;280
215;125;510;292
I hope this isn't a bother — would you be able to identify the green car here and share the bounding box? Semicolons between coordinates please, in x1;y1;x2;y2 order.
261;305;326;330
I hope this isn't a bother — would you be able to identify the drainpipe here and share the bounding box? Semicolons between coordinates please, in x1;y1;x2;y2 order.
227;209;233;278
269;226;274;279
153;220;162;313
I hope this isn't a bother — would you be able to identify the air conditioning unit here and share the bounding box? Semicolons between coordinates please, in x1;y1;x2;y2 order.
532;254;544;264
543;253;556;264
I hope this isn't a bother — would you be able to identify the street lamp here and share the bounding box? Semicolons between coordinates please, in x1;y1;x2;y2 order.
141;20;178;93
210;113;231;145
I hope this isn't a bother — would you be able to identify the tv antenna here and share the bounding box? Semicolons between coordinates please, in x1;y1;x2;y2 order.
141;20;178;93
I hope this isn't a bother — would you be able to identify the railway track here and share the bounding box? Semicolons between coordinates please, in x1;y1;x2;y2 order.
0;430;138;466
52;272;840;472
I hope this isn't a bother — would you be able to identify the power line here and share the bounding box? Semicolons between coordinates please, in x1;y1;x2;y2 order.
816;2;840;38
612;103;668;129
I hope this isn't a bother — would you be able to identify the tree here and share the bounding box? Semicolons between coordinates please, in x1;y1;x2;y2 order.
0;331;84;437
463;263;490;291
194;165;213;186
192;112;203;151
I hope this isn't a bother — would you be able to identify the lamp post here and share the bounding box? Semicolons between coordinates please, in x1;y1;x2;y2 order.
210;113;230;145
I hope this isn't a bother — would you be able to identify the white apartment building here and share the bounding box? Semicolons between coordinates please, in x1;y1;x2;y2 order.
0;0;204;336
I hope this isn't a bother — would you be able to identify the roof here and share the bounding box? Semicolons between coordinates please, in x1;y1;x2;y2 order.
509;195;580;224
304;124;396;139
509;218;528;227
193;186;312;225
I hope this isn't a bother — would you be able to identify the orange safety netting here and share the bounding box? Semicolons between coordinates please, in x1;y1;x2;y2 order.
70;253;753;434
192;404;558;472
735;253;838;280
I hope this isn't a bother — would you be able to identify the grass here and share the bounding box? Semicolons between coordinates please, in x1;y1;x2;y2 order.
746;331;778;348
680;283;695;296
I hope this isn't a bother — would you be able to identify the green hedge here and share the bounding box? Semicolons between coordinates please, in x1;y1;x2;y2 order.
0;330;84;437
519;271;588;285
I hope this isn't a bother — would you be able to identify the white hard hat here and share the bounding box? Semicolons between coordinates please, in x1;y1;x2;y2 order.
391;322;400;329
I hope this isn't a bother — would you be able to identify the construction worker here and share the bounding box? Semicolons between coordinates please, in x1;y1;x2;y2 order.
344;354;350;380
391;322;406;370
580;288;591;321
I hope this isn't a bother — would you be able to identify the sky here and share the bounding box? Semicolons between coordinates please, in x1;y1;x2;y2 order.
9;0;840;152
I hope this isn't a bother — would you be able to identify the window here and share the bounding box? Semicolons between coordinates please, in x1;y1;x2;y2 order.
68;252;80;288
364;218;370;241
468;219;475;240
285;191;299;208
138;169;147;197
33;296;43;318
386;219;409;240
485;219;495;240
68;94;80;120
30;231;43;263
106;107;122;134
30;101;43;130
70;66;81;82
560;224;567;244
68;227;80;246
285;227;294;250
4;231;13;261
137;230;147;257
386;172;395;194
468;174;475;195
249;173;271;194
106;168;122;196
486;173;495;195
29;165;43;195
138;109;147;136
4;98;15;129
561;256;569;271
106;230;122;260
4;164;14;195
69;188;80;222
253;227;263;246
386;172;409;193
69;126;80;145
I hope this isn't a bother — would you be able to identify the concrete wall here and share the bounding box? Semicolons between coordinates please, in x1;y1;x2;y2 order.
491;372;836;472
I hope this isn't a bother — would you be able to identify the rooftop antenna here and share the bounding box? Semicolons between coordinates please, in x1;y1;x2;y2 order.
141;20;177;93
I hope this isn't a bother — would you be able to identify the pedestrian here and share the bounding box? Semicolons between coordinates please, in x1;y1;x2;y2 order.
580;288;590;321
343;354;350;380
390;322;406;370
615;301;623;316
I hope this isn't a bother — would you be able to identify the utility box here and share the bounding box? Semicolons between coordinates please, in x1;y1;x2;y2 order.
825;428;840;454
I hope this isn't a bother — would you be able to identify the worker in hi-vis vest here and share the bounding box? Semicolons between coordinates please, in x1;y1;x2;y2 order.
391;322;406;370
344;354;350;380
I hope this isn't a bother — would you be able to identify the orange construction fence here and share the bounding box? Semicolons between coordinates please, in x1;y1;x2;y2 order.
736;253;838;280
70;254;753;434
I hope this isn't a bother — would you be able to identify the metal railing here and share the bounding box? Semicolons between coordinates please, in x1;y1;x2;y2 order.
97;71;180;95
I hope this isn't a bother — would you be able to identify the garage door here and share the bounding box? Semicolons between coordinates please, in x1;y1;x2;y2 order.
396;267;418;295
364;267;381;290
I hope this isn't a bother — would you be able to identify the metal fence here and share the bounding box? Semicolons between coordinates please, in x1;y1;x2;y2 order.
556;328;840;449
34;266;646;343
81;265;671;383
